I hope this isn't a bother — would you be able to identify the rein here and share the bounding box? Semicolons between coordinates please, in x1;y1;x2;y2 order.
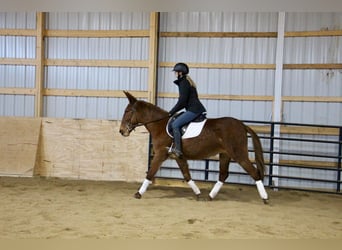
128;115;169;132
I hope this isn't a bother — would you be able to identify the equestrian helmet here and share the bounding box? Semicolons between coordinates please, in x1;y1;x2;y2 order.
173;62;189;74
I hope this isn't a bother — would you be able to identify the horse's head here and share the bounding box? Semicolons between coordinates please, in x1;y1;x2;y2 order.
119;91;140;137
120;91;169;137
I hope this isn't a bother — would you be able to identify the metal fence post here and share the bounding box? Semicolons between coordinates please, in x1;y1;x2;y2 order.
337;127;342;193
269;122;275;187
205;160;210;181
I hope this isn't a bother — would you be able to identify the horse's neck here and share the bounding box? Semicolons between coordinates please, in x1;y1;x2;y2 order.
141;102;168;121
140;103;168;135
144;110;168;124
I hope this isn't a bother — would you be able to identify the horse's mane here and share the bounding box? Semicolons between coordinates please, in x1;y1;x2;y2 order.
137;100;168;116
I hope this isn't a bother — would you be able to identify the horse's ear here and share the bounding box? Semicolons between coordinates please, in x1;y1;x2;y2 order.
123;91;137;104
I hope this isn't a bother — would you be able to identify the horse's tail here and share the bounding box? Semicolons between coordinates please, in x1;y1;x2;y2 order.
245;125;265;180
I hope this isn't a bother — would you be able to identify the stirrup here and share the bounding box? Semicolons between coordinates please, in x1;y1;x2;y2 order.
168;147;183;159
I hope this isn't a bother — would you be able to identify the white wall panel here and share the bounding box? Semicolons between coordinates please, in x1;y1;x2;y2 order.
160;12;278;32
283;102;342;125
46;12;150;30
0;12;36;117
44;12;150;119
45;67;148;90
158;12;277;122
283;70;342;98
46;37;148;60
0;65;35;88
285;12;342;31
284;37;342;64
0;12;36;59
44;96;128;120
160;37;277;64
0;95;34;116
0;36;36;59
283;12;342;126
0;12;36;29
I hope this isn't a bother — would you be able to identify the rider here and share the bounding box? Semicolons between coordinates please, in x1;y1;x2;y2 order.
168;62;207;158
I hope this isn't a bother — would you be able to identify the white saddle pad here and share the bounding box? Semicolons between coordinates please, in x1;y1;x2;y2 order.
182;119;207;139
166;119;207;139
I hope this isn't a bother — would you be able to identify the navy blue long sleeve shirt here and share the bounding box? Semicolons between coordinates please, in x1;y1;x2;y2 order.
169;76;206;116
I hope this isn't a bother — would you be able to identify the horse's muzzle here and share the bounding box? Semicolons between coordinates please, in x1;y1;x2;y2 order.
119;129;130;137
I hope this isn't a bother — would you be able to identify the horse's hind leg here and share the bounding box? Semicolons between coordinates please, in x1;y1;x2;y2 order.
175;158;201;197
209;153;230;200
236;158;268;202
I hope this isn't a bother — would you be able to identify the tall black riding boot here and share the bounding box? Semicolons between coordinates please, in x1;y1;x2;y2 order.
171;127;183;158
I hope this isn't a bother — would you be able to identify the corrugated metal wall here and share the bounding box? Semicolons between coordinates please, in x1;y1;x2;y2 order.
157;12;280;184
1;12;341;191
156;12;342;190
283;12;342;125
158;12;277;121
1;12;340;122
44;12;150;119
280;12;342;190
0;12;36;116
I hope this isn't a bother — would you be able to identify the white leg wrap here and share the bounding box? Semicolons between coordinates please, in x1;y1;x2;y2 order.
138;179;152;195
256;180;268;200
187;180;201;195
209;181;224;199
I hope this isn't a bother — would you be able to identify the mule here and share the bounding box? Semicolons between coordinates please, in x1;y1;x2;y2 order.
119;91;268;203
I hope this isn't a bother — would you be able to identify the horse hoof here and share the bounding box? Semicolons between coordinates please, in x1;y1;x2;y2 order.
263;199;269;205
207;195;213;201
134;192;142;199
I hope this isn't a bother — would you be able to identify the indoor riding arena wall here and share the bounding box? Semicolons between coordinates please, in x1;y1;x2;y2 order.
0;12;341;190
0;11;342;240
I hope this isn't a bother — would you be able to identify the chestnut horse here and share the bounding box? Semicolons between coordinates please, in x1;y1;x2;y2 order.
119;91;269;203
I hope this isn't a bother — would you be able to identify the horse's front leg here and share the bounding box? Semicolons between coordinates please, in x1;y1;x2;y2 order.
175;158;201;198
134;151;168;199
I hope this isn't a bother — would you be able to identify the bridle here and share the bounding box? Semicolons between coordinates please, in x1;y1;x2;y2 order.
125;107;169;133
